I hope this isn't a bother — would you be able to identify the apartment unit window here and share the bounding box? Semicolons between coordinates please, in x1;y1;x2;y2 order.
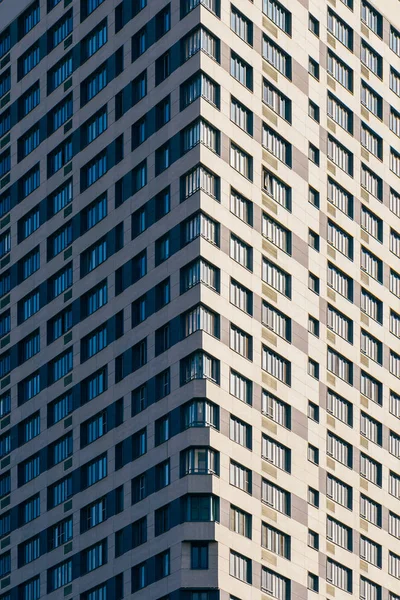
181;258;219;293
50;12;73;49
328;262;353;301
361;81;382;118
360;453;382;486
327;50;353;91
230;505;251;538
181;72;219;109
182;0;219;17
361;371;382;405
361;41;382;78
230;550;251;584
183;304;219;338
261;567;290;599
230;52;252;89
263;0;291;34
309;56;319;80
327;559;352;593
182;164;219;200
328;9;353;49
230;370;252;405
230;235;252;269
327;516;352;550
183;399;219;429
262;302;291;342
328;178;353;217
263;169;291;210
262;435;291;472
327;389;352;426
263;79;291;122
328;135;353;175
361;1;382;36
230;460;251;493
391;310;400;339
308;445;319;465
361;123;382;159
361;291;382;327
327;347;353;384
263;35;291;78
183;27;218;61
391;147;400;177
361;247;382;282
230;416;251;449
49;54;73;92
230;143;252;179
262;258;291;298
360;495;381;527
83;20;107;60
262;479;290;515
263;214;291;254
0;70;10;100
361;205;382;242
361;330;382;364
390;26;400;64
231;6;252;44
390;106;400;138
230;189;252;225
309;100;319;122
327;431;352;468
309;186;319;208
262;346;291;386
181;351;219;384
263;124;292;166
390;471;400;499
262;523;290;559
328;93;353;133
390;391;400;419
183;119;219;154
327;305;353;343
391;269;400;298
327;474;352;509
230;324;252;360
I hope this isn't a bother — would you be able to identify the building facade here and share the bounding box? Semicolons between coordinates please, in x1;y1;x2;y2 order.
0;0;400;598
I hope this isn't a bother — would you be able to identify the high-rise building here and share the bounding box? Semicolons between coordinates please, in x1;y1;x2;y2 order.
0;0;400;598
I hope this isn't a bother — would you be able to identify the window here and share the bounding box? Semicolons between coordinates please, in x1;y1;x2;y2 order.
231;6;252;43
50;12;73;49
183;304;219;338
230;460;251;493
49;517;73;549
230;416;251;449
308;56;319;79
361;41;382;78
262;435;291;472
19;43;40;79
49;559;72;591
262;258;291;298
327;516;352;550
230;143;252;179
361;247;382;283
184;494;219;522
327;389;352;426
308;143;319;165
327;559;352;593
263;0;291;34
22;495;40;524
82;20;107;60
263;35;291;78
308;573;319;593
230;505;251;538
361;1;382;37
262;523;290;559
328;9;353;49
263;169;291;210
82;64;108;104
361;330;382;364
327;93;353;133
391;25;400;57
182;164;219;200
191;543;208;569
328;135;353;175
360;453;382;486
361;80;382;118
360;495;381;527
261;567;290;599
327;474;352;510
328;262;353;301
391;147;400;178
231;52;252;89
263;214;291;254
85;454;107;487
308;272;319;294
229;550;251;584
181;71;219;109
263;303;291;345
182;119;219;154
361;371;382;405
230;370;252;405
0;70;10;99
183;399;219;429
21;577;40;600
327;431;352;467
263;79;291;122
361;123;382;159
180;351;219;384
181;258;219;293
262;346;291;385
327;305;353;343
230;190;252;225
48;54;73;92
183;26;218;61
308;444;319;465
327;50;353;91
263;124;291;166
